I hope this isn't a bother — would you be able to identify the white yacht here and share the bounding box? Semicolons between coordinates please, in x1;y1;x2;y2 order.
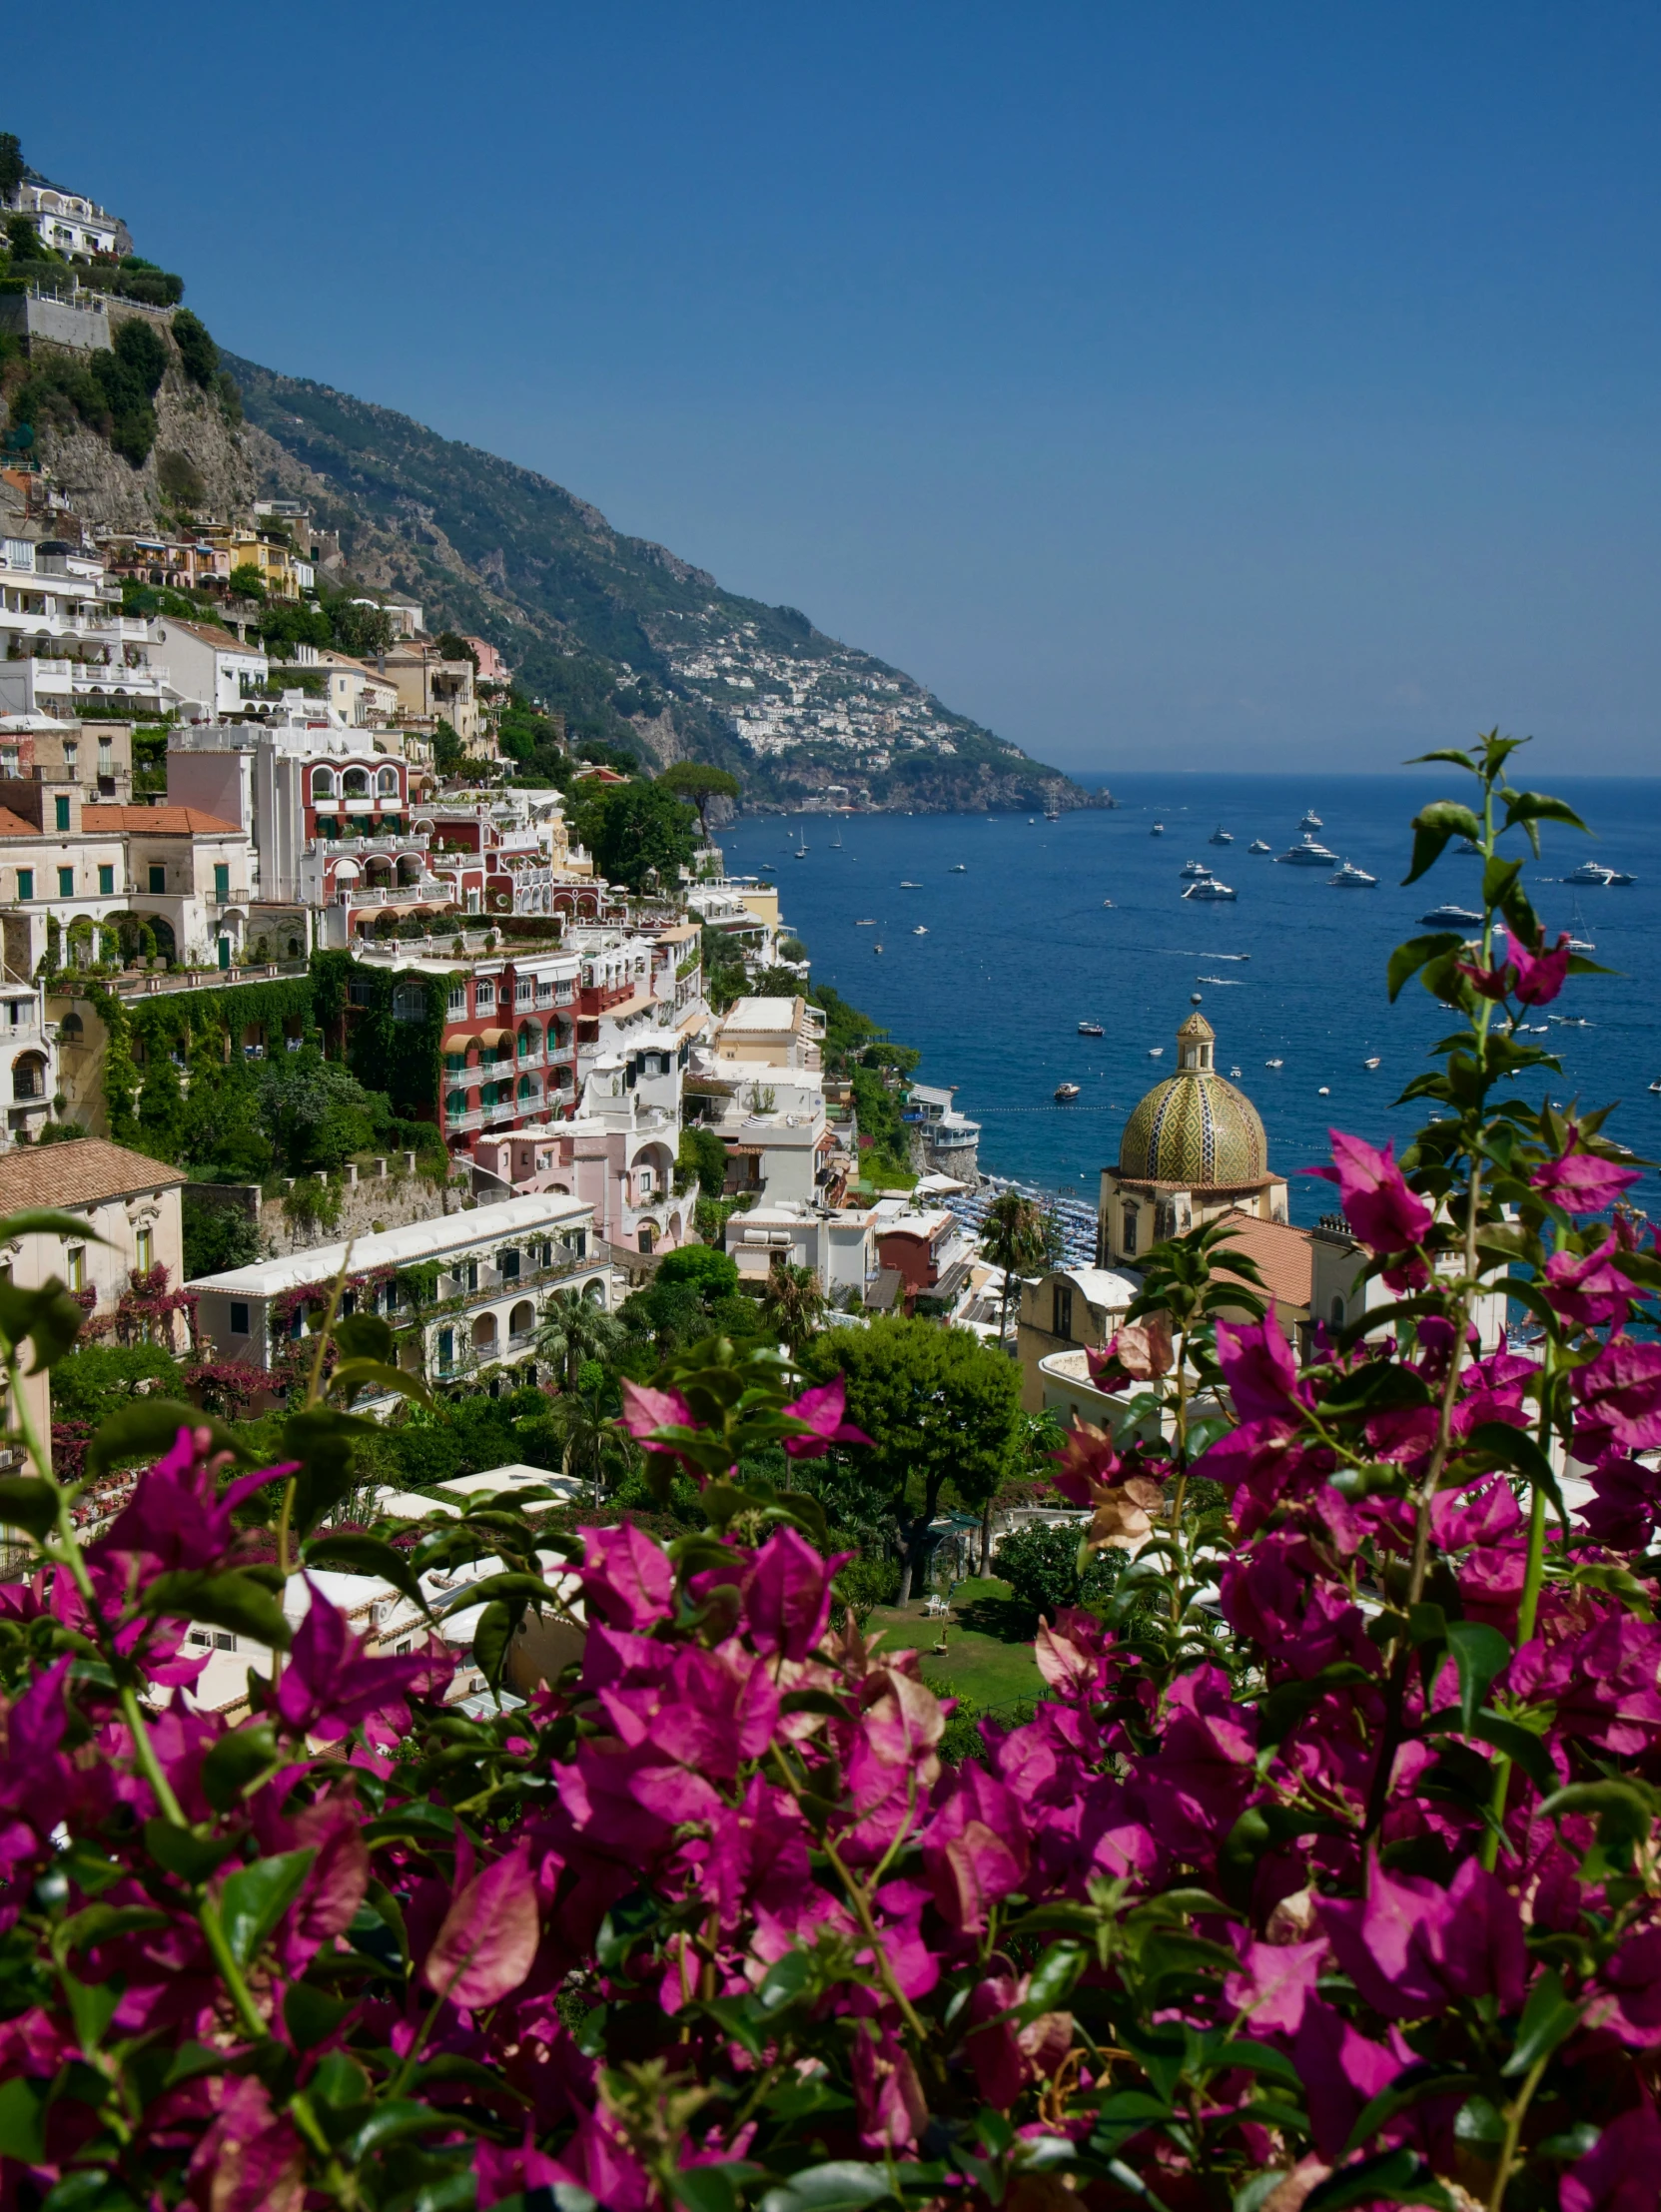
1299;809;1323;830
1248;839;1272;854
1264;1057;1284;1069
1328;860;1377;887
1276;835;1338;867
1420;903;1484;927
1180;858;1215;879
1364;1056;1381;1070
1210;826;1234;845
1078;1020;1105;1037
1183;878;1238;901
949;863;966;872
1054;1082;1081;1102
912;926;928;936
1565;860;1634;887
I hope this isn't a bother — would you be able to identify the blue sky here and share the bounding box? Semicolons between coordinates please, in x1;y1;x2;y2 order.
29;3;1661;774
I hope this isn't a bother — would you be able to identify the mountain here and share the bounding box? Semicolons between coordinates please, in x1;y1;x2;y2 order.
221;354;1105;815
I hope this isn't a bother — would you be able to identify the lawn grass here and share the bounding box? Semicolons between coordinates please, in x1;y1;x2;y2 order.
865;1576;1043;1714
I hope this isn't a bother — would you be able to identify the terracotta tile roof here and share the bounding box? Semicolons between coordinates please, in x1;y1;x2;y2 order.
0;808;39;838
1216;1208;1316;1312
162;617;257;654
0;1137;186;1212
81;806;243;837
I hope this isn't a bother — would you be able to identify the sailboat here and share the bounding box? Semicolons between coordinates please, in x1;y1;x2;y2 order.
1566;900;1596;954
830;826;844;850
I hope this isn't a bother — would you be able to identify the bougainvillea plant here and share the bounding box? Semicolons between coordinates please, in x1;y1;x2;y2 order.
0;733;1658;2209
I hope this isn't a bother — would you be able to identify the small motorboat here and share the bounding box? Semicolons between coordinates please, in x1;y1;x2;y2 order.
1649;1079;1661;1095
900;880;922;888
912;926;928;936
1215;953;1251;961
1420;903;1484;927
1248;839;1272;854
1364;1056;1381;1070
855;918;877;925
1329;861;1377;887
1151;822;1166;835
873;943;883;955
1148;1047;1165;1059
1054;1083;1082;1102
1183;879;1238;901
949;863;966;872
1318;1087;1330;1097
1210;826;1234;845
1078;1021;1105;1037
1101;899;1116;908
1264;1058;1284;1069
1457;837;1482;855
1180;858;1215;879
1229;1065;1243;1078
1300;809;1323;830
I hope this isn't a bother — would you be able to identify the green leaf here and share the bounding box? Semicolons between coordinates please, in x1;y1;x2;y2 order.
85;1400;261;1482
1470;1712;1557;1795
0;1475;58;1536
143;1816;238;1882
1446;1620;1510;1733
56;1902;169;1952
202;1724;284;1813
0;1278;89;1373
673;2168;746;2212
327;1355;432;1410
1539;1779;1660;1844
1503;1965;1582;2077
757;2165;895;2212
284;1980;356;2049
1503;790;1588;834
343;2100;455;2158
142;1568;290;1648
1342;2070;1479;2160
332;1312;396;1363
471;1598;514;1691
1306;2147;1456;2212
0;2076;46;2163
1403;801;1482;886
1406;748;1477;771
1387;933;1465;1003
440;1570;557;1614
303;1531;426;1613
219;1846;317;1966
1022;1939;1086;2016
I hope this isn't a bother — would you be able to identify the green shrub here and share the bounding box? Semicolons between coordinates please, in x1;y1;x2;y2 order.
653;1244;739;1298
170;308;218;389
833;1550;900;1622
182;1195;259;1279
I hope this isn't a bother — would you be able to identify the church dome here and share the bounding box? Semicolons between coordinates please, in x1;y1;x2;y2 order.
1118;1000;1268;1188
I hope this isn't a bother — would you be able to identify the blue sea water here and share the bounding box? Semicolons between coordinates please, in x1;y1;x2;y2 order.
717;773;1661;1227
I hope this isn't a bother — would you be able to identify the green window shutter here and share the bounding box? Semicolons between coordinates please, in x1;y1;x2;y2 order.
17;870;32;901
98;865;114;896
214;863;229;901
54;796;70;831
58;867;73;897
148;865;165;895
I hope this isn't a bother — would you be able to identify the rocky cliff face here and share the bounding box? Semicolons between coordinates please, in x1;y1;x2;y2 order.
29;305;258;532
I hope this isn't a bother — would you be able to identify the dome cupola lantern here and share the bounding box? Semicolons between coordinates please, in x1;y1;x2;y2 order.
1098;999;1288;1266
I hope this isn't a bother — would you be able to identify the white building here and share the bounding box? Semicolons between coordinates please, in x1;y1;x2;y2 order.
153;617;268;719
727;1201;877;1299
3;168;128;260
0;538;174;722
188;1192;610;1392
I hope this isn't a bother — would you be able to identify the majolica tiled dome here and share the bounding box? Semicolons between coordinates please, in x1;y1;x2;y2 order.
1118;1002;1268;1187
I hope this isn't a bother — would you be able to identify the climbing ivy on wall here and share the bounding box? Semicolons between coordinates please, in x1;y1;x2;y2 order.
311;952;445;1124
82;975;321;1147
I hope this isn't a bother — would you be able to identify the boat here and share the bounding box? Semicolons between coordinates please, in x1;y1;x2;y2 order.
1275;835;1338;866
1044;807;1061;821
1183;879;1238;901
949;863;966;872
1078;1021;1105;1037
1248;839;1272;854
1148;1048;1164;1059
1054;1083;1082;1103
1318;1087;1330;1097
1565;861;1617;887
1229;1066;1243;1078
1101;899;1115;908
1328;860;1378;887
855;918;877;926
1420;903;1484;927
793;848;809;859
1567;901;1595;953
1151;823;1166;835
1457;838;1482;855
1264;1058;1284;1069
1364;1056;1381;1069
1214;953;1251;961
1300;809;1323;830
873;943;883;955
1210;826;1234;845
1180;859;1215;879
1549;1015;1593;1028
1650;1079;1661;1095
900;880;922;888
1197;975;1244;985
912;926;928;936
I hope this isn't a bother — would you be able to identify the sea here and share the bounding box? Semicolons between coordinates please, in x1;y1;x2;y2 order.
716;772;1661;1233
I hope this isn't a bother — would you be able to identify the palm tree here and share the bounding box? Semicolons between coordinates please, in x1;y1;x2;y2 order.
762;1259;827;1356
547;1374;634;1507
979;1191;1053;1348
534;1287;624;1394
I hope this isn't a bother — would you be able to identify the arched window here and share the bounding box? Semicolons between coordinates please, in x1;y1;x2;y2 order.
1329;1295;1345;1327
517;1021;541;1057
508;1300;534;1342
343;767;371;798
310;767;336;801
516;1074;538;1101
1121;1204;1138;1257
471;1312;498;1351
1052;1280;1073;1338
59;1012;84;1042
377;766;400;796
